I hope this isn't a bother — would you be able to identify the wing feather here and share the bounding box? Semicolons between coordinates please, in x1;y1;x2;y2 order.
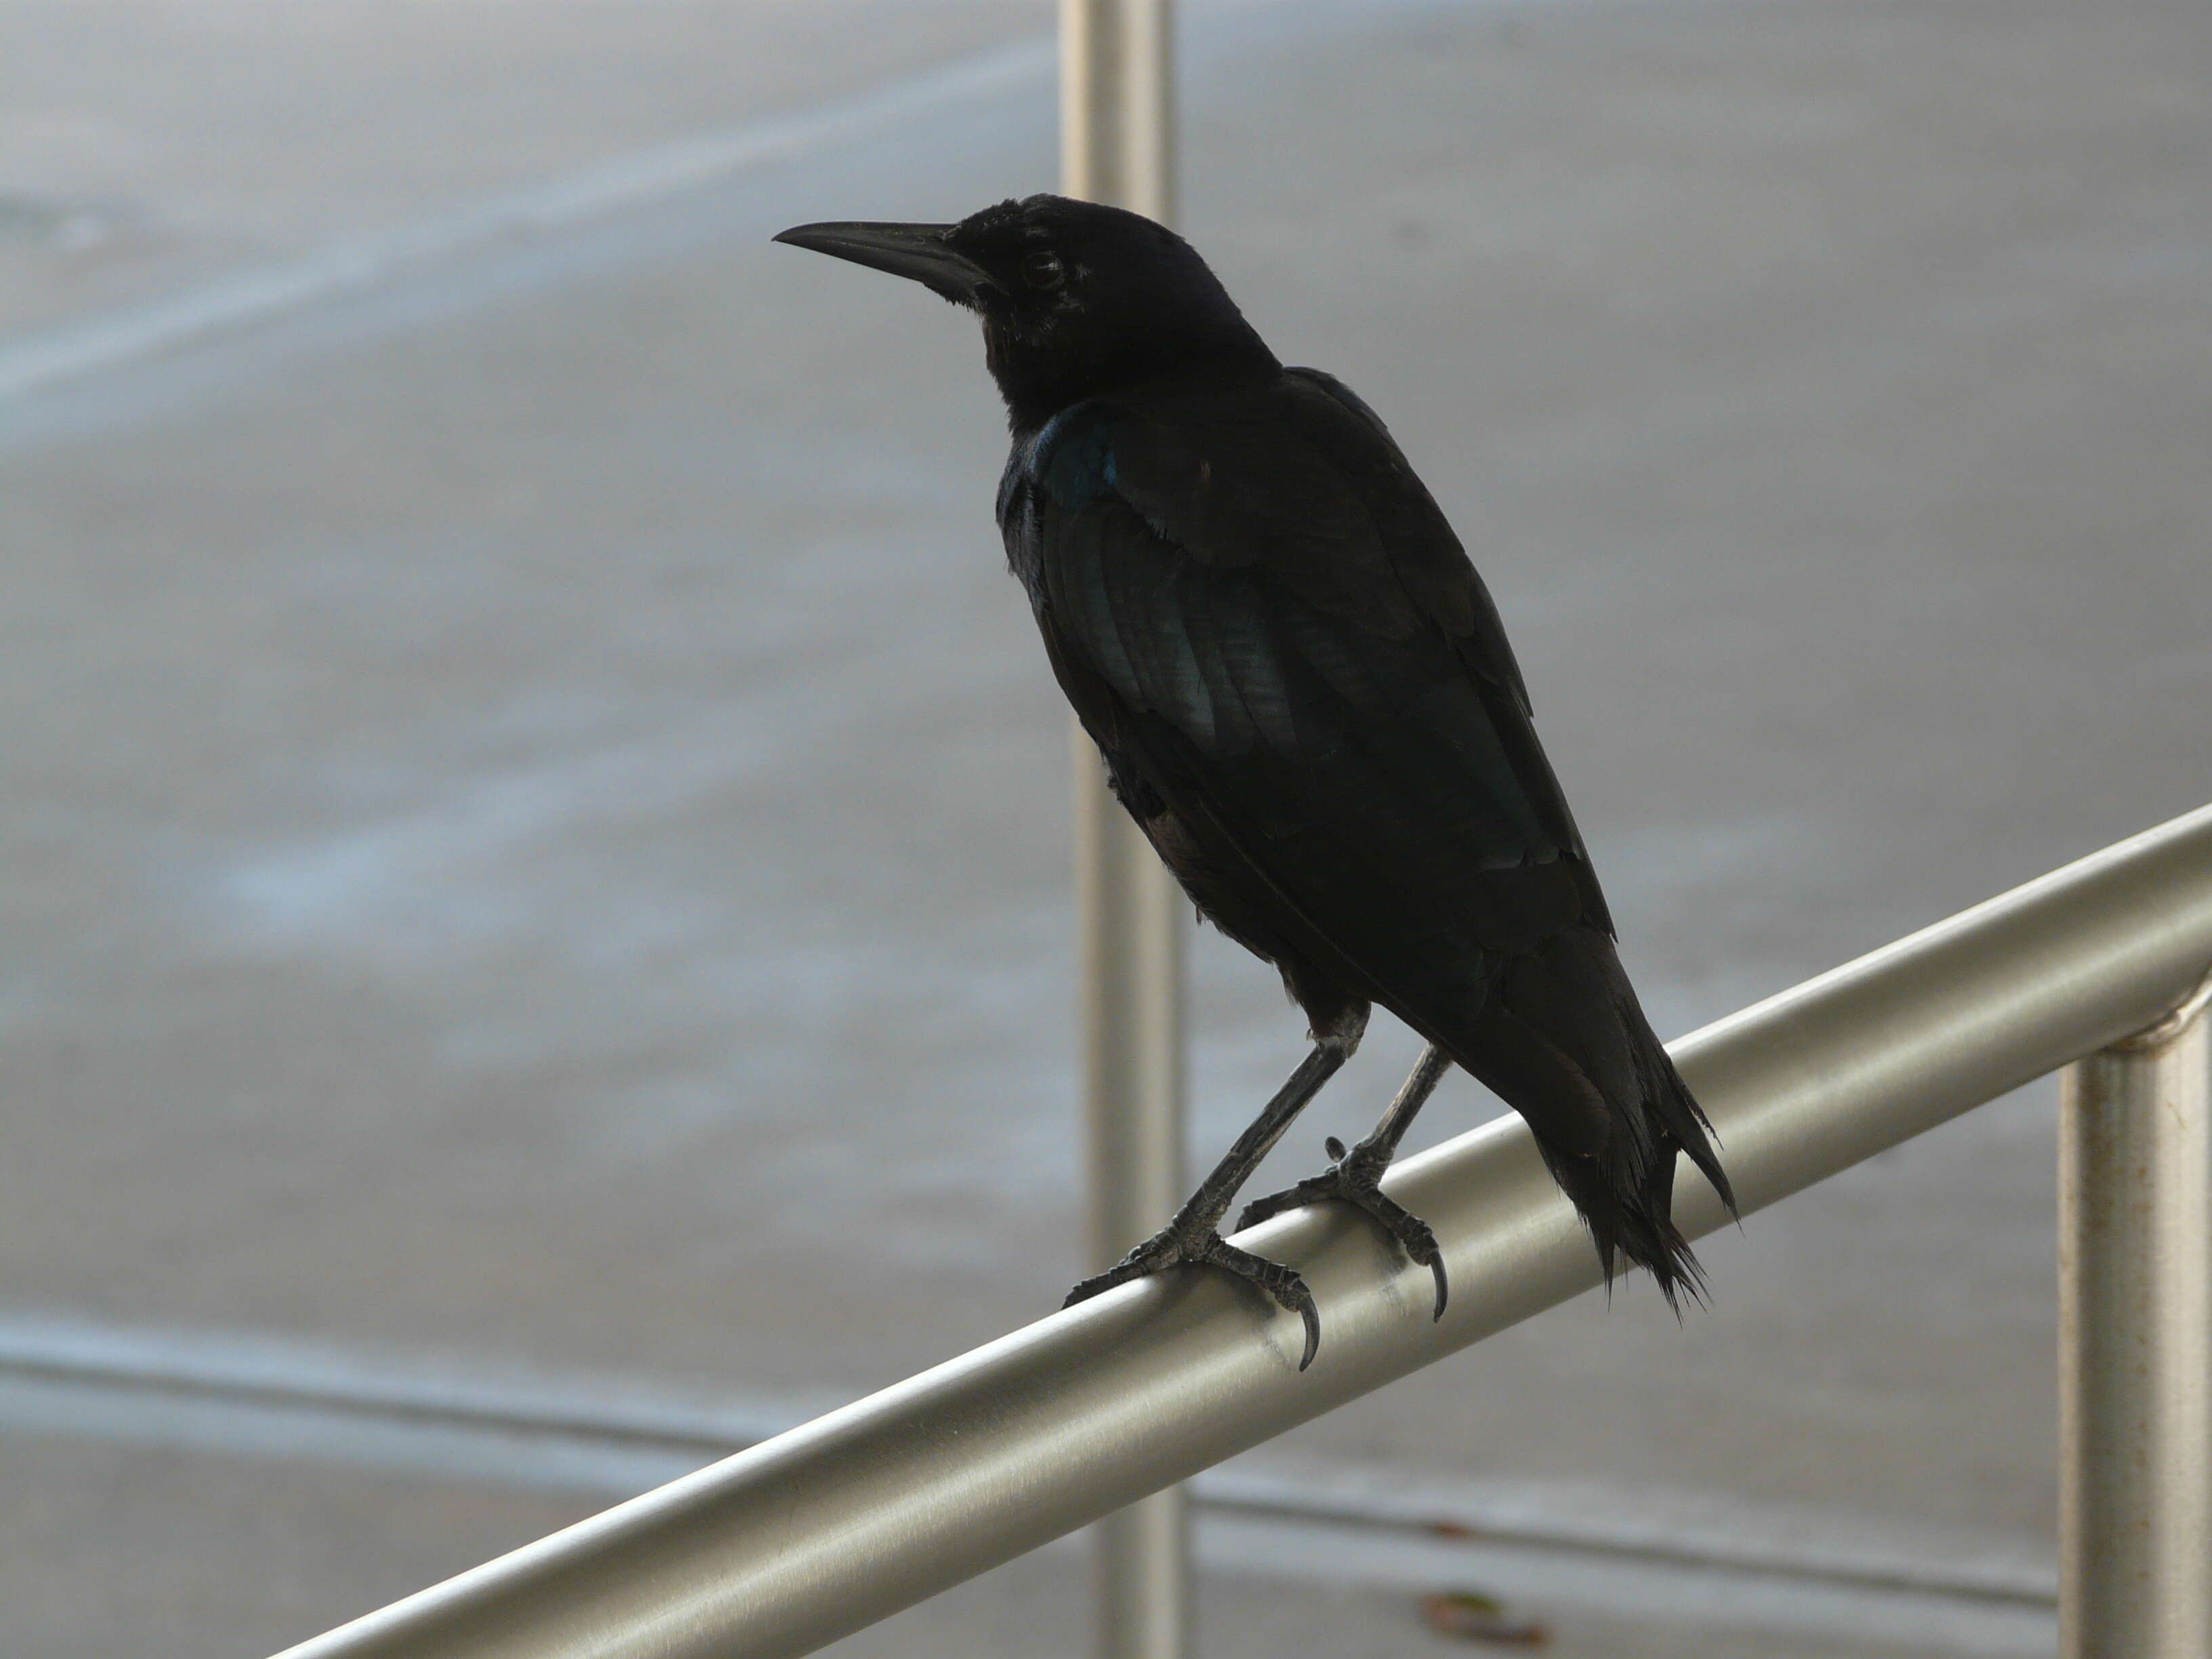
1008;377;1612;1027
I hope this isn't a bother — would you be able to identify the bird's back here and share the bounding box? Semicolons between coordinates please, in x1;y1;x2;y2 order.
1000;366;1732;1294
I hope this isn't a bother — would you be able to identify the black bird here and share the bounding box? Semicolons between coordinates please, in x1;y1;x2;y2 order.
775;197;1734;1368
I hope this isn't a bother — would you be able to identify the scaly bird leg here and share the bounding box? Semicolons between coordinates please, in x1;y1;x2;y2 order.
1236;1043;1454;1319
1063;1038;1350;1370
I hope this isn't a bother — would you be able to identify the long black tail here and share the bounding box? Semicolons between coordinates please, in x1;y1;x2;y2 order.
1446;929;1736;1308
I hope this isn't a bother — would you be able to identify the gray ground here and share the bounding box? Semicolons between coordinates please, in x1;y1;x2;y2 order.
2;0;2208;1654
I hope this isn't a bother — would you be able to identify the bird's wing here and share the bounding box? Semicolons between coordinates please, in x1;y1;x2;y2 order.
1008;375;1614;1031
1271;365;1613;937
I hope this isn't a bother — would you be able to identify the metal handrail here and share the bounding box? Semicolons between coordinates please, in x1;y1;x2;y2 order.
1062;5;1191;1654
274;803;2212;1659
2060;959;2212;1655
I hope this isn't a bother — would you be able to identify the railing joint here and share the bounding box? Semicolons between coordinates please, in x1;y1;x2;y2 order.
2109;962;2212;1052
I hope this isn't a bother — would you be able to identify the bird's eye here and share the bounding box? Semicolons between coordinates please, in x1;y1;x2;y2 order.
1021;251;1065;291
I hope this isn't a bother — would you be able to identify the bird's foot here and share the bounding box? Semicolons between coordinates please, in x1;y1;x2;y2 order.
1064;1224;1322;1371
1236;1138;1448;1320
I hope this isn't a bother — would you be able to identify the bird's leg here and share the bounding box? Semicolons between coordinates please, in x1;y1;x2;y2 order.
1063;1038;1350;1370
1235;1043;1454;1319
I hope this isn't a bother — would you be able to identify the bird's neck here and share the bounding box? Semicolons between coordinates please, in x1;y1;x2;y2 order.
986;323;1279;437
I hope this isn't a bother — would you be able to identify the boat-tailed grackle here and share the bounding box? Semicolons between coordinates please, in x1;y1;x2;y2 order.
775;197;1735;1369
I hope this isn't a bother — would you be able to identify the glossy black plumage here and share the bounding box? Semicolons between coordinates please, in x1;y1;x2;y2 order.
777;195;1735;1337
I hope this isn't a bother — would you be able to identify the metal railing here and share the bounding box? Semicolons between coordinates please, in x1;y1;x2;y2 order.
272;802;2212;1659
1062;6;1191;1656
2061;962;2212;1655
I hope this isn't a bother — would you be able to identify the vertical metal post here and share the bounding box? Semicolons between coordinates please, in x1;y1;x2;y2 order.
2060;972;2212;1659
1061;5;1190;1659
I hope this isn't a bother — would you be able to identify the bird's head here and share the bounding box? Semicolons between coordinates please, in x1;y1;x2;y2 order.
774;194;1276;430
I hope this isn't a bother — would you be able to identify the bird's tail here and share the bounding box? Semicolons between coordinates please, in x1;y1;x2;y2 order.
1543;1006;1734;1310
1446;932;1736;1309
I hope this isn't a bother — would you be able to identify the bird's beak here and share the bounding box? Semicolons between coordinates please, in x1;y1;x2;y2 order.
772;220;994;305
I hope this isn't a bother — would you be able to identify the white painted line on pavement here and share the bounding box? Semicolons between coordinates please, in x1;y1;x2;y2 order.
0;37;1051;405
0;1310;2054;1653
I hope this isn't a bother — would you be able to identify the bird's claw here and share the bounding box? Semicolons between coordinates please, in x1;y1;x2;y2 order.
1236;1146;1449;1321
1064;1226;1323;1370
